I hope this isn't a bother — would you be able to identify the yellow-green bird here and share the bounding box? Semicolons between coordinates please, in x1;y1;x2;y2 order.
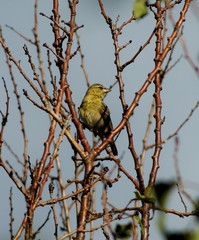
79;83;118;156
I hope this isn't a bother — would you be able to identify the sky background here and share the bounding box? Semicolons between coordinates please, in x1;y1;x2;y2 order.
1;0;199;239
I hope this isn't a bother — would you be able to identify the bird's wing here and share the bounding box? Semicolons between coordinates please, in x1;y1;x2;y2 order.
100;102;110;118
100;102;113;132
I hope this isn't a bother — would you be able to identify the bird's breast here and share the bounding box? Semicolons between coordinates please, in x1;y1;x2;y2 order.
79;102;104;129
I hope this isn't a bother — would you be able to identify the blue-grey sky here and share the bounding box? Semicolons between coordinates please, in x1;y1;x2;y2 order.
1;0;199;239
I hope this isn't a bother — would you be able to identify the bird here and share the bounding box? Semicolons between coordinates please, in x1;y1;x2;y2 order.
78;83;118;156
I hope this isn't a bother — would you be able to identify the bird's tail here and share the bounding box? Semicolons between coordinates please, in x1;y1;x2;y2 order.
110;141;118;156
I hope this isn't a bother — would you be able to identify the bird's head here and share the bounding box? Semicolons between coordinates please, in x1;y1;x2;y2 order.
86;83;110;99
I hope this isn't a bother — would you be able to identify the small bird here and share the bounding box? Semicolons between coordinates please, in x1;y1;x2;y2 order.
79;83;118;156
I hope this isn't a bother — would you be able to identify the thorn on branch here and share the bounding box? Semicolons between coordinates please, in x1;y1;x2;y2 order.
23;44;28;55
87;162;101;180
28;156;34;181
107;17;112;24
1;116;8;126
70;46;80;59
33;210;51;239
23;89;28;97
9;187;14;239
75;24;84;32
119;40;132;52
118;66;124;72
48;182;55;196
115;15;120;26
161;116;166;125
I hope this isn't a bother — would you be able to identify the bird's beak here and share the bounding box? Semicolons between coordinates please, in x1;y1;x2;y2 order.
103;88;111;93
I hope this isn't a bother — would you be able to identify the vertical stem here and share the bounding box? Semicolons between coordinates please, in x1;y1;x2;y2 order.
142;1;163;239
76;158;93;240
149;0;163;188
141;203;150;240
25;207;34;240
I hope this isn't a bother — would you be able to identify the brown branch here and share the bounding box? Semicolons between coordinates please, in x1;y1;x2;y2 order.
98;0;143;194
0;158;28;198
148;0;163;189
174;137;195;207
9;187;14;239
43;42;65;62
0;39;47;105
51;2;92;238
33;210;51;239
54;145;72;236
33;0;47;90
48;183;58;239
23;89;84;157
155;206;197;217
40;12;69;36
140;99;155;172
3;141;23;166
52;0;62;48
117;15;136;35
23;44;48;96
35;118;69;205
37;176;101;207
5;25;35;44
0;27;29;184
119;15;165;71
168;4;199;77
146;99;199;150
47;50;55;84
0;0;194;239
75;31;89;86
13;214;28;239
0;77;10;149
180;34;199;77
5;160;24;183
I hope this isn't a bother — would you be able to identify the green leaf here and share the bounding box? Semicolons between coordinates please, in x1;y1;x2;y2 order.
164;231;191;240
154;181;175;207
190;227;199;240
134;191;155;204
115;222;132;239
133;0;148;19
133;215;144;235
